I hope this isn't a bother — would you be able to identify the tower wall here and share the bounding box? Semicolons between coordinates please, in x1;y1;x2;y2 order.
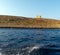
36;16;41;20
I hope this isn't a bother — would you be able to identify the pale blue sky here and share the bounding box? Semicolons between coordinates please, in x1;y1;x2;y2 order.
0;0;60;19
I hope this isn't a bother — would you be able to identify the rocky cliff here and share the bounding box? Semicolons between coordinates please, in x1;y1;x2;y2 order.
0;15;60;28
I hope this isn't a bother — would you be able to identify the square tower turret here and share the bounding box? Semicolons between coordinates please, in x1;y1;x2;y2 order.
36;16;41;20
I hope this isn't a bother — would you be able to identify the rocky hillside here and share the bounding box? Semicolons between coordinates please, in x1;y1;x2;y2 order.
0;15;60;28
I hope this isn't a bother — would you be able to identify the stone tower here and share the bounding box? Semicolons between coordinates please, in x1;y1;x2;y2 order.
36;15;41;20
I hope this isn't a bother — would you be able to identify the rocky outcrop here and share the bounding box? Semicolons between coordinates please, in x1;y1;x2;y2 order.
0;15;60;28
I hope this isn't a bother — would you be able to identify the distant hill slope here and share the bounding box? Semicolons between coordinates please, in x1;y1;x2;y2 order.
0;15;60;28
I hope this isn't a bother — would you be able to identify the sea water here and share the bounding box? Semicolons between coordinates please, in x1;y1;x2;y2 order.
0;28;60;55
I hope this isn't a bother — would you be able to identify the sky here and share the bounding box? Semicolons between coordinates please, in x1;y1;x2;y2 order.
0;0;60;20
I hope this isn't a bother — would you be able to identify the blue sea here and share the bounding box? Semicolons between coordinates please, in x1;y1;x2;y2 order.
0;28;60;55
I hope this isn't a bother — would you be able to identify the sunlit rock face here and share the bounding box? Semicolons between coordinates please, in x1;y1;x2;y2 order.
0;15;59;28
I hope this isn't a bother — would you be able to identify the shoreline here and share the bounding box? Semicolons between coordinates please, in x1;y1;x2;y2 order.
0;27;60;29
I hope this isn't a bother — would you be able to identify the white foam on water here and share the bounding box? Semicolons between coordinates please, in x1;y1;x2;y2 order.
0;52;2;55
28;44;44;53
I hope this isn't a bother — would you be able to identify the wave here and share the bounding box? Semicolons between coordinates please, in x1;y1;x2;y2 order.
0;43;60;55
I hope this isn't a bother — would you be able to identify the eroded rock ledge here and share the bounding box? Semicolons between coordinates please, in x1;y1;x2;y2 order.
0;15;60;28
